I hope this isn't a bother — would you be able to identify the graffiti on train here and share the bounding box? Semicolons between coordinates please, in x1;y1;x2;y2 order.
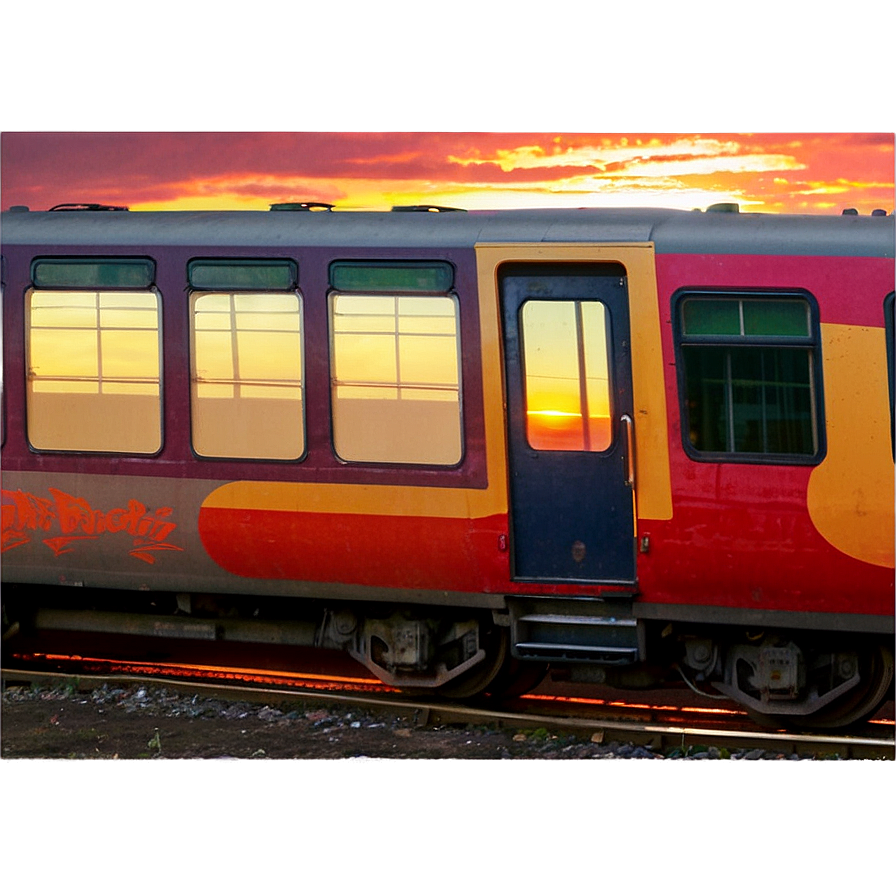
1;487;184;564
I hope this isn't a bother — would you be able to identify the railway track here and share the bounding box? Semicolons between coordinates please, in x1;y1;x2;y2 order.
3;654;893;759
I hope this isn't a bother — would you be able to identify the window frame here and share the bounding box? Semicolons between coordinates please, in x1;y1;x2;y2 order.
518;297;616;454
31;256;156;290
672;287;826;465
329;260;454;294
327;260;464;467
25;255;163;456
187;257;299;292
188;287;307;463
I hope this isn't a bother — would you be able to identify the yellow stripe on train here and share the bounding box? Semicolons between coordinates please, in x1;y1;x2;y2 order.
807;323;895;568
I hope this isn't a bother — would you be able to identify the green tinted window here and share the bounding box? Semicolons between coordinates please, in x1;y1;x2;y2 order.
678;294;819;460
682;297;809;338
188;259;297;291
330;261;454;294
743;300;808;336
32;258;155;289
682;300;741;335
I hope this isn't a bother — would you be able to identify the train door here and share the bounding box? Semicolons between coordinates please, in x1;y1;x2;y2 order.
500;263;636;584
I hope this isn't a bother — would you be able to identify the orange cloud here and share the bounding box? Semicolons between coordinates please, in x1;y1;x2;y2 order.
1;132;892;215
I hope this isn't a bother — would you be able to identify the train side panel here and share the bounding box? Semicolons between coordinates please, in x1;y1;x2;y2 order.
634;252;894;627
2;239;893;625
1;241;511;605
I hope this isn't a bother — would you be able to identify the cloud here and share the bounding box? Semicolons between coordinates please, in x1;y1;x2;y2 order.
449;137;745;172
1;132;891;213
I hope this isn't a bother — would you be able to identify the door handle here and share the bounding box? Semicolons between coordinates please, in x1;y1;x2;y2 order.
620;414;635;488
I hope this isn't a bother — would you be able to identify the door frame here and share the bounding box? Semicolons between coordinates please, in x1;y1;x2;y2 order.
499;261;635;584
472;243;673;585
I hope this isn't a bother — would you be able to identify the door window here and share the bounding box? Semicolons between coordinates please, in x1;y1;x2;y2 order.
520;299;613;452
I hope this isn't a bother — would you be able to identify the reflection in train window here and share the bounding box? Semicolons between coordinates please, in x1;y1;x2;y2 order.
678;294;820;458
26;290;162;453
330;292;462;464
191;292;304;460
520;300;613;452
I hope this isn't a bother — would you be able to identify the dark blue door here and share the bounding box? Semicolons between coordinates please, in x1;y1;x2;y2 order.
500;263;636;584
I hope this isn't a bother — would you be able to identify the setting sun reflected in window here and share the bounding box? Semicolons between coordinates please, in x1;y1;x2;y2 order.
522;300;613;452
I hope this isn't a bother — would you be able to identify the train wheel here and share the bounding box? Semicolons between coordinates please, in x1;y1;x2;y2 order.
433;624;549;700
483;657;549;700
434;622;512;699
748;643;894;731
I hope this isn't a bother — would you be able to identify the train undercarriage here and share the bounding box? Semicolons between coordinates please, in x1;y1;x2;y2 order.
673;628;894;729
3;587;893;731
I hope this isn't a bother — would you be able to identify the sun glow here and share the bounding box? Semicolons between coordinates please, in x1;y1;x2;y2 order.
2;133;892;215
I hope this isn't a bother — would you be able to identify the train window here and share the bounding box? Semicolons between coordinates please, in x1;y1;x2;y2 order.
520;300;613;452
330;261;453;294
26;289;162;453
32;257;155;289
190;291;304;460
188;259;298;291
676;293;821;460
329;291;462;465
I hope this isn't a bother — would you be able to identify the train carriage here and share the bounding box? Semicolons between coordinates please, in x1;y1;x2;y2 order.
1;202;893;728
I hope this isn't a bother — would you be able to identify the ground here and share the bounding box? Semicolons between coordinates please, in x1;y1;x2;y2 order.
5;679;870;760
1;681;658;760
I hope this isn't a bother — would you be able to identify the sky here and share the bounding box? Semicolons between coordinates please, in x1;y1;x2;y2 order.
1;132;893;216
2;3;892;218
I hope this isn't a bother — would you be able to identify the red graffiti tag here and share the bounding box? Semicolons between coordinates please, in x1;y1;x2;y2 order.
1;487;184;564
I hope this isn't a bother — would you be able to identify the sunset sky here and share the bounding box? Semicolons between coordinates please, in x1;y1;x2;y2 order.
2;2;893;215
2;132;893;216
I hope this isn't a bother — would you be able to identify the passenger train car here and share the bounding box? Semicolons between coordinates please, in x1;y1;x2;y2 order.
2;201;893;729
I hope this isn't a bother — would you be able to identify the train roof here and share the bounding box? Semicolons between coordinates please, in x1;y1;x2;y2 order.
1;205;893;258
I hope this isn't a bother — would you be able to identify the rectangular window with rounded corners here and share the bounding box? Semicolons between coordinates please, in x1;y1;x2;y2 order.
32;256;155;290
26;289;162;453
521;299;613;452
676;292;822;461
188;258;298;292
330;290;462;465
330;260;454;294
191;291;304;460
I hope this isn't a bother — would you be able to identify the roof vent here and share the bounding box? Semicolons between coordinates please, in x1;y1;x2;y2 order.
8;205;30;212
391;205;466;213
705;202;739;213
841;208;859;215
49;203;129;211
871;209;888;217
269;202;334;212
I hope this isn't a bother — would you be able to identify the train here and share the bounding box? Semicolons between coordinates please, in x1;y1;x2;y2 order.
1;200;893;730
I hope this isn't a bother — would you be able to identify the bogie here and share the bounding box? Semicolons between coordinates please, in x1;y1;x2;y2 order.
677;630;894;729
